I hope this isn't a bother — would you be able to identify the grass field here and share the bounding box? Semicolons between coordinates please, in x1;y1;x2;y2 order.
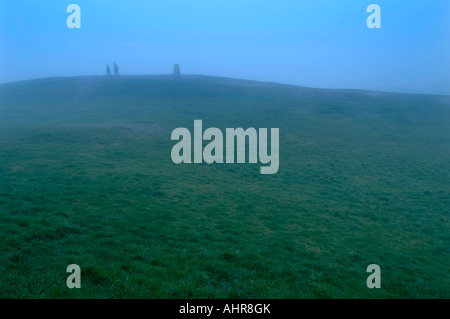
0;75;449;298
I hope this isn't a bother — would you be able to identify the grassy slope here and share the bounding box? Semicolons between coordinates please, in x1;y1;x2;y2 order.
0;75;449;298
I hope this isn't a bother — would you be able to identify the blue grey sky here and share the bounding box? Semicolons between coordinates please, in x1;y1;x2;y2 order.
1;0;449;94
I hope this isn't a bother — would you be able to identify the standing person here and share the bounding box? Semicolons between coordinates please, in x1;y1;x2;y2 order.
114;63;119;76
106;64;111;76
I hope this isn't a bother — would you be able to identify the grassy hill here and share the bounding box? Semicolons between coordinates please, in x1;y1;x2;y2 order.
0;75;449;298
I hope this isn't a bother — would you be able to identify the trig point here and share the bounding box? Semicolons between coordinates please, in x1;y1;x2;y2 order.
173;64;181;76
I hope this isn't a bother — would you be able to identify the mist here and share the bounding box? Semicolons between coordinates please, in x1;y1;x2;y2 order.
1;0;449;95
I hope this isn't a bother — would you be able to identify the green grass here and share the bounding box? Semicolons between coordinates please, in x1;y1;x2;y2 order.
0;75;449;298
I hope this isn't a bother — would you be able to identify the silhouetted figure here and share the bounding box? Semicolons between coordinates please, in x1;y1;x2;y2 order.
114;63;119;76
173;64;181;76
106;64;111;76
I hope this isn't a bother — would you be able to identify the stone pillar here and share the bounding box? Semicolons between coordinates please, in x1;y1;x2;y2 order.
173;64;181;76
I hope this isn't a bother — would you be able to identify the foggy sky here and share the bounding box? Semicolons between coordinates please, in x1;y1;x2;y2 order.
1;0;449;95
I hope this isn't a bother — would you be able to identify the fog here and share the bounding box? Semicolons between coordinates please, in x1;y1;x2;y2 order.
1;0;449;95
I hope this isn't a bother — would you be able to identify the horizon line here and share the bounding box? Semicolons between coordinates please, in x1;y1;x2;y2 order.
1;74;449;98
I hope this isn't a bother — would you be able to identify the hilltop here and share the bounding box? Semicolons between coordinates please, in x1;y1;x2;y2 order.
0;75;449;298
1;75;449;129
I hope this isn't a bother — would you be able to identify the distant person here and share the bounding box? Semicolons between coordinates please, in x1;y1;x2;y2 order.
106;64;111;76
114;63;119;76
